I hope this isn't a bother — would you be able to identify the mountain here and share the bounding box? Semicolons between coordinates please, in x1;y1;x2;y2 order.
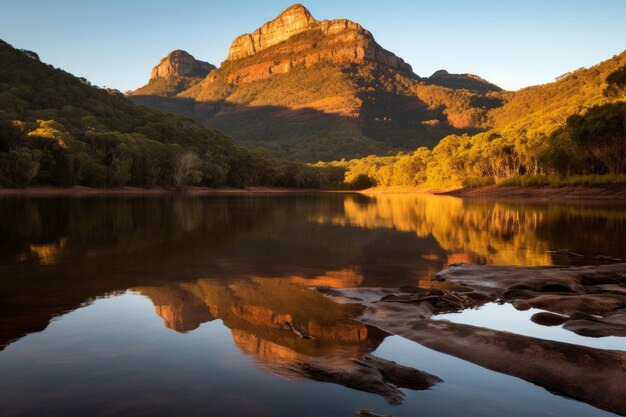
426;70;502;94
489;50;626;136
0;39;323;188
129;4;504;161
320;50;626;188
128;49;215;96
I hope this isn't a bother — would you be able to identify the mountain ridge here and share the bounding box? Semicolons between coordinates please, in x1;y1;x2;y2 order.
129;4;504;161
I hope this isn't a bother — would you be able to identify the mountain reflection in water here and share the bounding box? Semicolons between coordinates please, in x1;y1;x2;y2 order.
136;276;387;382
0;193;625;416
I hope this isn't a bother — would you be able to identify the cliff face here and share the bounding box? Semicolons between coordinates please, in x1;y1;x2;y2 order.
227;4;316;60
129;50;215;96
151;49;215;80
223;4;411;78
222;4;411;85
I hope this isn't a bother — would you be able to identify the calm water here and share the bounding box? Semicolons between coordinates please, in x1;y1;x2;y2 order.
1;193;625;417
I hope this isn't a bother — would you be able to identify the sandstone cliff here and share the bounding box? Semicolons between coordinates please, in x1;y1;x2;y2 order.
225;4;411;77
150;49;215;80
129;50;215;96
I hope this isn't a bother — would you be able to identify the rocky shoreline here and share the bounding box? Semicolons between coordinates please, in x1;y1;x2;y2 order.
318;263;626;416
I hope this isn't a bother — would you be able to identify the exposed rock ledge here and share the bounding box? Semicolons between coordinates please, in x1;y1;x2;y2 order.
317;263;626;415
150;50;215;81
225;4;411;74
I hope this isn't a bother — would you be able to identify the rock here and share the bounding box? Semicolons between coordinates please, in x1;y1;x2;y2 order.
562;309;626;337
436;263;626;294
568;311;600;321
562;319;626;337
530;311;568;326
354;410;393;417
150;50;215;81
227;4;316;60
298;362;404;405
513;293;626;315
373;318;626;415
225;4;412;75
354;354;442;390
129;50;216;97
437;263;626;315
294;353;441;405
316;265;626;414
380;288;479;314
340;290;626;415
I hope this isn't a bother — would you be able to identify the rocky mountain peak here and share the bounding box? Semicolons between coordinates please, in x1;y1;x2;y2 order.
428;69;502;93
277;3;314;23
224;3;411;76
431;69;449;77
150;50;215;81
227;4;316;61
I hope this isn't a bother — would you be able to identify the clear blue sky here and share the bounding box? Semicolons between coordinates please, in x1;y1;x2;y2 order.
1;0;625;92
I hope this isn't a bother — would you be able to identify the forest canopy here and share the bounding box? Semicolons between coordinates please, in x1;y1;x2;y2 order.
0;40;327;188
317;58;626;189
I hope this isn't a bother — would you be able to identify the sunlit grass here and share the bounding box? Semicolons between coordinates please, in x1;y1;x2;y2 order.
496;174;626;187
461;176;495;188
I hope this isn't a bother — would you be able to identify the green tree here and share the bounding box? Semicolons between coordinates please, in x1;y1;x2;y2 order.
566;103;626;174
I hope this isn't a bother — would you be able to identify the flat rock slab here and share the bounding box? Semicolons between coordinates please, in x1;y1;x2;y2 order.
437;263;626;335
288;353;441;404
361;311;626;415
318;263;626;414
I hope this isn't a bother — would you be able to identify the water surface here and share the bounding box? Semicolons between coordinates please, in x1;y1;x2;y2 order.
1;193;625;416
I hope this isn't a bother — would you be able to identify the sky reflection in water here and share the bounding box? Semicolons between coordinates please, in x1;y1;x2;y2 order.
0;194;624;416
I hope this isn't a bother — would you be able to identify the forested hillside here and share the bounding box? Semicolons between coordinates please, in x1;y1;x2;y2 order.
318;51;626;188
0;40;325;188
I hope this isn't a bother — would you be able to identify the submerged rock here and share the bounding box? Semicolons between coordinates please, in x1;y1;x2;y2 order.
317;263;626;414
563;309;626;337
380;288;479;314
354;410;393;417
437;263;626;325
531;312;569;326
291;353;441;404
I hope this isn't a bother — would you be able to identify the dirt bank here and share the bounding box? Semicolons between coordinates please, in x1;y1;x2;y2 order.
0;186;318;197
440;185;626;201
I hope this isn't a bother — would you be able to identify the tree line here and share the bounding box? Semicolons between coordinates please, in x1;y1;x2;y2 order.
317;96;626;188
0;40;330;188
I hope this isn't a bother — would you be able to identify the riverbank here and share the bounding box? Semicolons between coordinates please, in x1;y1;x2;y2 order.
4;184;626;202
440;184;626;201
357;184;626;202
0;186;319;197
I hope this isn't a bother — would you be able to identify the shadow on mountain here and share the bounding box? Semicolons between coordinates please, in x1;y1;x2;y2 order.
129;95;483;161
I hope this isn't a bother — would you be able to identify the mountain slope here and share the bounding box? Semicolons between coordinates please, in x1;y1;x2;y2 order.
0;40;322;188
489;50;626;136
130;4;504;161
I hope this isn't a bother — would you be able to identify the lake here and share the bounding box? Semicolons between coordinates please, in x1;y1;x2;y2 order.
1;193;625;417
